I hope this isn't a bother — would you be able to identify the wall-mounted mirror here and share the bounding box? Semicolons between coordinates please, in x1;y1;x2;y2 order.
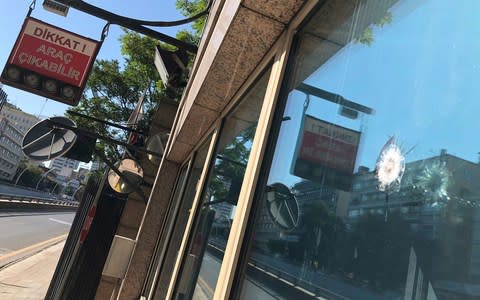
107;158;144;194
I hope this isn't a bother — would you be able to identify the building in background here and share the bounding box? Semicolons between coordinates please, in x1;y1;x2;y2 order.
0;102;39;134
89;160;104;172
0;88;40;181
0;116;23;181
48;156;80;182
348;151;480;296
0;84;7;112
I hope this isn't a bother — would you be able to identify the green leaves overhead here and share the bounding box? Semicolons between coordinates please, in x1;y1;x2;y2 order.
176;0;208;35
67;1;207;161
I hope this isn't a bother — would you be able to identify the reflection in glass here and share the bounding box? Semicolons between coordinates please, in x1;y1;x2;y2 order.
173;66;272;299
145;163;189;297
240;1;480;300
152;139;212;300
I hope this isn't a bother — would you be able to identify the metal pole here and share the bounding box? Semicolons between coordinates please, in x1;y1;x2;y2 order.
296;83;374;115
67;111;144;134
72;185;83;201
47;119;162;158
36;168;56;190
53;0;198;53
14;167;29;185
51;181;59;194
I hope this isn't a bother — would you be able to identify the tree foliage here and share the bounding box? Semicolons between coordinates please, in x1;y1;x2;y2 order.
176;0;209;36
66;31;162;160
15;160;42;188
355;11;393;46
66;0;207;161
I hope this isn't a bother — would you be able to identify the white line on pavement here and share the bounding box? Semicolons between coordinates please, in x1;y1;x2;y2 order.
48;218;72;226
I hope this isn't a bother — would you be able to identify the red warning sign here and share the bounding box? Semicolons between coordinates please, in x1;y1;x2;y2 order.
1;17;100;105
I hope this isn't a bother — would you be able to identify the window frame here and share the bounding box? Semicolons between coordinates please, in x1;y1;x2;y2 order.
165;48;281;300
142;127;220;300
141;157;193;298
164;2;321;299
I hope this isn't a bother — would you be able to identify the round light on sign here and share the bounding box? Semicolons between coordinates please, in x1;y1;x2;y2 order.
61;86;75;99
24;73;41;88
43;79;58;93
6;66;21;82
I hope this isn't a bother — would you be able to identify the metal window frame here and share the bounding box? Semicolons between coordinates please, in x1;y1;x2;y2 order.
213;2;322;298
146;127;220;300
141;157;193;298
165;123;220;300
165;1;321;299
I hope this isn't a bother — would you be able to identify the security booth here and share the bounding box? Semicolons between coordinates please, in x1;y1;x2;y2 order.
94;0;480;300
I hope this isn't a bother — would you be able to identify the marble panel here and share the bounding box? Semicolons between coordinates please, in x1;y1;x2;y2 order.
243;0;306;24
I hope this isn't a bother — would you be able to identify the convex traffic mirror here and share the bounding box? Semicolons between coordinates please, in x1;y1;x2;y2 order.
108;158;144;194
146;133;168;165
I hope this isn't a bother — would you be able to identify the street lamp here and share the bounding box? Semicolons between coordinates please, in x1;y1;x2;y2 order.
14;167;29;186
71;185;83;201
36;168;56;190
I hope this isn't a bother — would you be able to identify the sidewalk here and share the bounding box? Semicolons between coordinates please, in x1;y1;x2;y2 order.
0;241;65;300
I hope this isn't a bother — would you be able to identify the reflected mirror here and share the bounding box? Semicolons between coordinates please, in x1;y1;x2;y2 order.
146;133;168;165
107;158;144;194
266;183;300;230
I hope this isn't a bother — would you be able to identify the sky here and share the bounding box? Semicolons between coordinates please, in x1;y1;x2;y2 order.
268;0;480;186
0;0;189;118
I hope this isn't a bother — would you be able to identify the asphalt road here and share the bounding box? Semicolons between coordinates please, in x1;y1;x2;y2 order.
200;240;397;299
0;184;57;200
0;212;75;257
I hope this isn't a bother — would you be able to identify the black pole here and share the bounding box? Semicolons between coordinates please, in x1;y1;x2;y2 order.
53;0;198;53
67;111;144;134
46;119;162;158
296;83;374;115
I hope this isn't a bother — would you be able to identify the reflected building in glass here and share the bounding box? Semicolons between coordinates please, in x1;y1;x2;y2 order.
348;150;480;299
47;1;480;300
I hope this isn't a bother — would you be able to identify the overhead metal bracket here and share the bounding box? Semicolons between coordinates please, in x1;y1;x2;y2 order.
52;0;201;53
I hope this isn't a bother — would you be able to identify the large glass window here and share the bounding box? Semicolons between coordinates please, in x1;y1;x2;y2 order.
240;1;480;300
173;65;273;300
143;162;189;297
150;138;212;300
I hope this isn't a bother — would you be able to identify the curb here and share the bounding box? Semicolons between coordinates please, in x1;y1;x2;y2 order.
0;234;68;270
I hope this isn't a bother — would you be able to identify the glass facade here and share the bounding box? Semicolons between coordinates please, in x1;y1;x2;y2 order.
238;1;480;300
152;138;212;300
144;162;189;297
173;66;273;300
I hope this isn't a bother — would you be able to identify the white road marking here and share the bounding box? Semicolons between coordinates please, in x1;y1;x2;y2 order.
48;218;72;226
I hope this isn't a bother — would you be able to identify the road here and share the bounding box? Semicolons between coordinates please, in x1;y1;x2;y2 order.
198;242;401;300
0;184;57;200
0;212;74;257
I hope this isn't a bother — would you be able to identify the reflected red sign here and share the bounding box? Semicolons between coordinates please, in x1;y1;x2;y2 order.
292;115;361;190
299;116;360;173
1;17;100;105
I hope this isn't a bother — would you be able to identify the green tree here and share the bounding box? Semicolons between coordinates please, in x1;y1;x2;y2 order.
67;31;164;161
176;0;208;36
354;11;393;46
67;1;208;161
16;162;43;188
348;212;413;289
207;125;254;204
